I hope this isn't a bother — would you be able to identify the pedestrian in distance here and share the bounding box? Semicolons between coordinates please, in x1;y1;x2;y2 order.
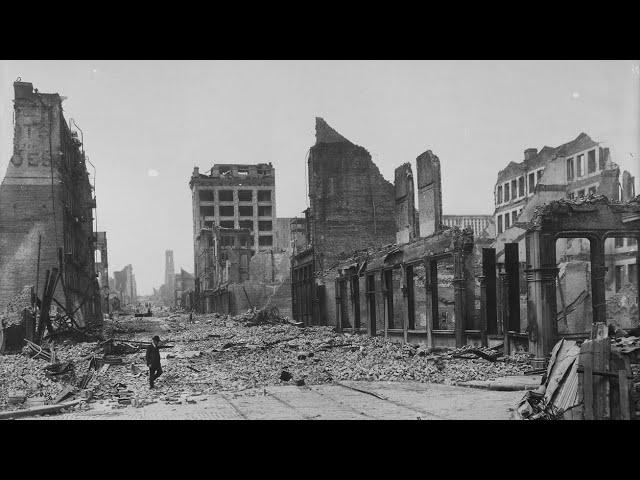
146;335;163;389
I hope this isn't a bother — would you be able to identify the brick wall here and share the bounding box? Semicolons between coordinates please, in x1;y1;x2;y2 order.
308;119;395;271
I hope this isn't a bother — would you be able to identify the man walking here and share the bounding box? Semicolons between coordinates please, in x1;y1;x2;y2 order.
146;335;163;389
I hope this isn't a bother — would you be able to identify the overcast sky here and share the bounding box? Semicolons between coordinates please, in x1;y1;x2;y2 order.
1;60;639;295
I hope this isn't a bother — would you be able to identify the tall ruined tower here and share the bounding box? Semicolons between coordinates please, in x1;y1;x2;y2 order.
308;118;396;270
0;81;101;325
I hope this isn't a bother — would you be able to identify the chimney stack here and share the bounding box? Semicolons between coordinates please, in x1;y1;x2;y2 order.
524;148;538;161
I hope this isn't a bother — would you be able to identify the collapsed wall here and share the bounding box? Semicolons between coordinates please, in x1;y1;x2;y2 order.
308;118;396;271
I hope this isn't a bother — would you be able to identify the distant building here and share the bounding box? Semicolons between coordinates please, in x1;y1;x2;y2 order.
113;264;137;306
442;215;493;239
174;268;195;309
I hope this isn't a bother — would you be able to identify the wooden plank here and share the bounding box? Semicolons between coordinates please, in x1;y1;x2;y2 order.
618;371;631;420
584;361;594;420
0;399;82;419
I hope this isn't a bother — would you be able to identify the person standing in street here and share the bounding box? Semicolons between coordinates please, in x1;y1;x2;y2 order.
146;335;162;389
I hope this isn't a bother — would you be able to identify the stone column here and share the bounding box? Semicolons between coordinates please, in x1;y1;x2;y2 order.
525;230;558;358
416;151;442;238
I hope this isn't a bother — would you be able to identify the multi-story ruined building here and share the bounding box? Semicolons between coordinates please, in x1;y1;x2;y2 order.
190;163;278;254
491;132;637;337
0;81;101;326
113;264;136;306
174;268;195;309
95;231;109;312
190;163;295;316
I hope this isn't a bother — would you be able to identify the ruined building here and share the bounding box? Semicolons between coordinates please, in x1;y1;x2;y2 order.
0;81;102;326
490;133;637;339
442;215;493;239
95;231;109;312
113;264;137;307
174;268;195;309
190;163;295;316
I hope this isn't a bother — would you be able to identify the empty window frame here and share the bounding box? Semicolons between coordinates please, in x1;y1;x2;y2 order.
577;154;584;177
258;205;272;217
599;149;606;170
238;205;253;217
604;236;639;328
537;169;544;182
238;190;253;202
219;190;234;202
518;176;525;197
588;186;597;195
200;206;215;217
511;179;517;200
219;220;234;229
555;237;592;334
497;215;503;234
577;189;585;198
257;190;271;201
528;173;535;195
199;190;215;201
568;192;575;200
204;220;215;229
221;235;235;247
436;257;455;330
219;205;234;217
567;158;574;181
512;210;518;225
258;220;272;231
504;183;510;202
258;235;273;247
505;212;511;229
239;220;254;231
587;150;596;174
409;263;428;330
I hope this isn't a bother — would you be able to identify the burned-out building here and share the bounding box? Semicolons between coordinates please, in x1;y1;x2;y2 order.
113;264;137;307
95;231;109;313
174;268;195;309
490;133;637;342
190;163;296;317
0;81;102;327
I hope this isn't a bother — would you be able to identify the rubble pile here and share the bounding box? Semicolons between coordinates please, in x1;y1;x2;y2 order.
0;312;532;414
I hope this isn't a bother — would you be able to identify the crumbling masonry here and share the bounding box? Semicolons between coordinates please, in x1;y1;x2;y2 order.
0;81;101;327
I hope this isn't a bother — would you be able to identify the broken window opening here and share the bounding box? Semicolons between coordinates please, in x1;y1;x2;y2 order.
528;173;535;195
339;279;351;329
219;205;234;217
512;210;518;225
221;235;235;247
350;275;361;330
258;220;272;232
587;150;596;174
258;235;273;247
511;179;517;200
366;274;377;336
555;237;592;335
199;190;215;202
567;158;574;181
218;190;234;202
219;220;234;229
200;206;215;217
518;176;525;197
257;190;271;202
239;220;254;231
497;215;503;234
436;256;455;330
588;186;597;196
604;236;639;330
258;205;272;217
578;189;585;198
576;154;584;177
504;183;510;202
410;262;428;330
537;169;544;182
505;212;511;229
238;205;253;217
238;190;253;202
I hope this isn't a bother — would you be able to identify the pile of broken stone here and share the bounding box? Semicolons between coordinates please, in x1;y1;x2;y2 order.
0;312;533;415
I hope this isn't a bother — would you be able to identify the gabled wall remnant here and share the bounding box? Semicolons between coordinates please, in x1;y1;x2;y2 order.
308;117;396;271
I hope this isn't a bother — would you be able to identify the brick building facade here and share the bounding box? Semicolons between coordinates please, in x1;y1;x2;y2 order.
0;81;101;327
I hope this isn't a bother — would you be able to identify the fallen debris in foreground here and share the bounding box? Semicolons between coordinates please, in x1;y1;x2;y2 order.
0;311;533;416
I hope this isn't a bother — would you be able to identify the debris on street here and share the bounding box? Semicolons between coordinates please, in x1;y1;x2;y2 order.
1;312;534;416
